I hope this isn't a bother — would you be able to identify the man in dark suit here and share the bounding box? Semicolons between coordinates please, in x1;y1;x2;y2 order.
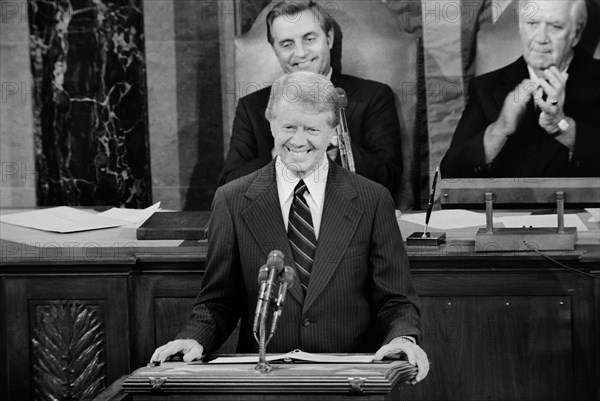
441;0;600;178
152;71;429;384
219;0;403;198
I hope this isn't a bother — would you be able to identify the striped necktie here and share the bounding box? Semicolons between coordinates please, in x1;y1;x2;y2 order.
287;180;317;291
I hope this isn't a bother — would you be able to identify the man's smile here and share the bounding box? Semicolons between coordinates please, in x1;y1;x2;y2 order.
287;147;311;156
294;58;316;68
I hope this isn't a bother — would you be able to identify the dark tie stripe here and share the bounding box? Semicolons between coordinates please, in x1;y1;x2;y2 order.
288;180;317;290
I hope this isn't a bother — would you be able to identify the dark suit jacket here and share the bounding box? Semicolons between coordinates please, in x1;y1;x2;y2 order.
178;160;421;355
441;48;600;178
218;70;403;197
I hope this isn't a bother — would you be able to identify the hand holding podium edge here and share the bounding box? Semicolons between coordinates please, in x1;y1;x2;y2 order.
373;336;429;384
151;338;204;364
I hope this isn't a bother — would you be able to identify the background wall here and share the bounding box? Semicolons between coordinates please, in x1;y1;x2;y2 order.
1;0;599;210
145;0;225;210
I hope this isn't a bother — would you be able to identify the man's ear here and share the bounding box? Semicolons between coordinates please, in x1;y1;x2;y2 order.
571;24;584;48
327;29;334;50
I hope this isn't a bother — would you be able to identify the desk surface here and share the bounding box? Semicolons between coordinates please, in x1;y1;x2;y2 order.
1;209;598;266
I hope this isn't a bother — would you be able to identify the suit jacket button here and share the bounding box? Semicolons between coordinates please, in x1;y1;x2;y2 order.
302;318;311;327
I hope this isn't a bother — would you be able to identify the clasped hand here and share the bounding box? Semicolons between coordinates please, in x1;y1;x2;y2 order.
534;67;568;134
497;67;568;136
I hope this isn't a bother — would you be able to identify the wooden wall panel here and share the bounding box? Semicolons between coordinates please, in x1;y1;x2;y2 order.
407;296;572;400
3;275;129;400
132;273;239;370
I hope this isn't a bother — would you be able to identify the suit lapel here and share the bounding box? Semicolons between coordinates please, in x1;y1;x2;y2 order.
241;162;304;305
564;48;600;113
303;162;363;313
494;56;528;108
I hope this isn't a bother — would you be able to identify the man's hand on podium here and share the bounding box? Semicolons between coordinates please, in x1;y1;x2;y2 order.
150;339;205;364
373;337;429;384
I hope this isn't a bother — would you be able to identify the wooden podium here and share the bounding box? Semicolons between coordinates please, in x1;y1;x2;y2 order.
121;359;417;400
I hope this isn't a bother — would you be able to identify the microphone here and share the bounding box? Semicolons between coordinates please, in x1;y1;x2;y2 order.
252;265;269;336
270;266;296;336
335;88;355;172
337;87;348;109
266;250;284;272
254;251;285;340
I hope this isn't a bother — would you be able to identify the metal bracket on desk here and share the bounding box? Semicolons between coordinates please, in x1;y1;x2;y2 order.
348;377;366;394
148;376;167;391
475;191;577;252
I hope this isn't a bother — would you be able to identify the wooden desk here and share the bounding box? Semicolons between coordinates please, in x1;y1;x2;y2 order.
1;209;598;400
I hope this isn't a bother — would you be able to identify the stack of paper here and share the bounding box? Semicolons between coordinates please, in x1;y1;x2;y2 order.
0;202;160;233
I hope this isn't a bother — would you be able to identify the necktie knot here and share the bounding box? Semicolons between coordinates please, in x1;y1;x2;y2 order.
294;180;308;197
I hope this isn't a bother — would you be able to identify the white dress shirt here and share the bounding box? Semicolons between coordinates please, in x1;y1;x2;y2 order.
275;154;329;240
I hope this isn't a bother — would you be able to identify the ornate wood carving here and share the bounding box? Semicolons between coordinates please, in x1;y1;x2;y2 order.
31;301;106;400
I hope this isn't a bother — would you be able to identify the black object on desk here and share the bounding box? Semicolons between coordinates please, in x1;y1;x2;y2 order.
136;211;210;240
407;167;446;246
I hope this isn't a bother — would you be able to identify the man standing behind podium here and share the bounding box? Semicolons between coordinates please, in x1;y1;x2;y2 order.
218;0;403;199
441;0;600;178
152;71;429;384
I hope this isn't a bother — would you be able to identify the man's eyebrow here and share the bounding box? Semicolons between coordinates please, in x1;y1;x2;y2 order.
546;17;565;26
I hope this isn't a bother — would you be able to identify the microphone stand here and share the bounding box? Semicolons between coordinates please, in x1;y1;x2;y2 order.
253;251;295;373
256;265;278;373
336;88;356;173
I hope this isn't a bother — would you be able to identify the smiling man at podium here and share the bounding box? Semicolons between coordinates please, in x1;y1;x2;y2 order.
151;71;429;384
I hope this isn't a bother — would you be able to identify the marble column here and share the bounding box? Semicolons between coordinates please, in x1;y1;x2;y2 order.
0;0;36;207
29;0;151;207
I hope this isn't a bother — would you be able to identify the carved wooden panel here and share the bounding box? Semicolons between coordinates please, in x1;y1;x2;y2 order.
30;301;106;400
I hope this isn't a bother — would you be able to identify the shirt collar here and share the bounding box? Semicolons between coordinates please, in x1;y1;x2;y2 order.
275;155;329;207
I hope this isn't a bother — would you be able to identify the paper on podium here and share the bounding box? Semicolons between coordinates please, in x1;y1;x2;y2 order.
401;209;499;230
586;208;600;223
0;203;162;233
0;207;129;233
98;202;161;226
205;350;375;364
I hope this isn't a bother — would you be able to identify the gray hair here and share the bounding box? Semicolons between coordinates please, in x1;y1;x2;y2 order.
265;71;340;128
570;0;588;34
518;0;588;35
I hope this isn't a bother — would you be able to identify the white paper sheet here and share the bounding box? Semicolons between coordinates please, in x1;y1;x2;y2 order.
0;207;129;233
98;201;161;226
401;209;498;230
585;208;600;223
496;214;588;232
207;350;375;364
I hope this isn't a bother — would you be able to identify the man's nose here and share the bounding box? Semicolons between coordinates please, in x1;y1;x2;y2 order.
295;42;308;58
289;128;308;145
533;23;549;42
